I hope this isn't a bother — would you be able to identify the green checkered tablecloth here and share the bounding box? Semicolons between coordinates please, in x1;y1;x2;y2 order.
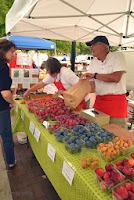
12;100;114;200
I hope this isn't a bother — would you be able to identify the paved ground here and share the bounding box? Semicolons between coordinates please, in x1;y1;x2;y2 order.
0;134;61;200
0;141;13;200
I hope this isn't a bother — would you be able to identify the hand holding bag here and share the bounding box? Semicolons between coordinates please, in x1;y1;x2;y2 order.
63;79;91;109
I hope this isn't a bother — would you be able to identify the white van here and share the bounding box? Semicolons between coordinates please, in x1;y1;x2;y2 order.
75;55;93;64
87;55;94;62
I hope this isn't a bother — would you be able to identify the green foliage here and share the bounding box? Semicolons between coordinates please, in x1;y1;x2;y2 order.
41;40;92;56
110;46;119;52
5;0;14;8
0;0;14;37
0;0;8;37
76;42;92;55
40;39;72;56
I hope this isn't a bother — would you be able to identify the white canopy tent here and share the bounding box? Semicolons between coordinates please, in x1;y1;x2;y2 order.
5;0;134;47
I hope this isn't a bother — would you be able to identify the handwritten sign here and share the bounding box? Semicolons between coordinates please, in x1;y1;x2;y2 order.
21;110;24;120
15;104;18;113
62;160;75;186
47;143;56;162
29;121;35;134
34;127;40;142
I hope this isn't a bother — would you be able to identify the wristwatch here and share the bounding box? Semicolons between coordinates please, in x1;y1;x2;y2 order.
94;73;98;79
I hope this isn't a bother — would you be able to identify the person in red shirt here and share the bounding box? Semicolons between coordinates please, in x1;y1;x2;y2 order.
9;54;19;75
9;54;19;96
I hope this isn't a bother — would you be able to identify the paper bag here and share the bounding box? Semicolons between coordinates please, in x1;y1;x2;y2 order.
63;79;91;109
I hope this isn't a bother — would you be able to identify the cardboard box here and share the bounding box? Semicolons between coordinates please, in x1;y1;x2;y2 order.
29;93;52;100
127;101;134;118
102;123;134;142
80;108;110;127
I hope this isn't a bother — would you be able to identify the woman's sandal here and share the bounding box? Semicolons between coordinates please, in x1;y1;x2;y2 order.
7;163;16;171
7;160;17;171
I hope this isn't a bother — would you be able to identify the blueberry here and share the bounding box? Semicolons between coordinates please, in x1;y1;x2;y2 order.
70;143;75;146
84;137;88;141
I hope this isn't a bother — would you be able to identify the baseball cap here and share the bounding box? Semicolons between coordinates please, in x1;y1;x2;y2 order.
86;36;109;46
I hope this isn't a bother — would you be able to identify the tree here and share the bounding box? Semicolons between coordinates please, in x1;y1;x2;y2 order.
0;0;8;37
0;0;14;37
110;46;119;52
5;0;14;8
76;42;92;55
41;39;72;56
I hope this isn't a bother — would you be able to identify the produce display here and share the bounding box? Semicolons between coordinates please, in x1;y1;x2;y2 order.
95;163;124;191
112;180;134;200
81;157;99;169
26;98;89;126
47;121;61;134
65;136;84;153
81;149;100;170
54;129;70;142
112;154;134;181
23;96;134;199
98;137;133;162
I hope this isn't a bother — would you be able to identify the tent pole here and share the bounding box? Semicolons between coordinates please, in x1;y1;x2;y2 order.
37;50;40;68
119;33;123;51
71;41;76;72
6;32;10;40
54;44;57;56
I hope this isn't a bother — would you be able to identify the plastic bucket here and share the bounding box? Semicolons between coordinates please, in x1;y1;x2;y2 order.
17;132;27;144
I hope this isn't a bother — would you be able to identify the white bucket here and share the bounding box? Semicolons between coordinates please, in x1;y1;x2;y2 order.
17;132;27;144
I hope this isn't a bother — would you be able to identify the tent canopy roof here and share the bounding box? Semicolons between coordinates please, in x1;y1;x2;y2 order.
5;0;134;47
1;35;55;50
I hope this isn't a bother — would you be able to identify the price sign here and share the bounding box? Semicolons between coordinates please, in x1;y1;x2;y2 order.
47;143;56;162
62;160;75;186
21;110;24;120
15;104;18;113
29;121;35;134
34;127;40;142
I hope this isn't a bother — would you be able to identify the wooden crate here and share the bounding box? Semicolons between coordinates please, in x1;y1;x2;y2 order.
29;93;52;100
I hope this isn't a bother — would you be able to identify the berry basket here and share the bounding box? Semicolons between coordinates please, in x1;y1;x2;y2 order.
85;122;101;133
81;148;101;170
54;129;71;142
81;133;101;149
112;179;134;200
65;136;85;154
42;121;61;134
95;163;125;192
111;156;134;181
71;125;88;137
98;141;120;162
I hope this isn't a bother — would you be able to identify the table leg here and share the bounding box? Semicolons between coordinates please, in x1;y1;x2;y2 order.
26;136;29;148
130;109;134;129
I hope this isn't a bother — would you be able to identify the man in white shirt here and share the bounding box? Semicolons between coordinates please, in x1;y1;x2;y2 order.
80;36;127;128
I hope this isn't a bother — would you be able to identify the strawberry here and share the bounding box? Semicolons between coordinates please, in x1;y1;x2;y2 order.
21;100;25;104
115;186;128;199
105;163;114;172
131;153;134;159
103;172;109;180
116;160;122;167
124;182;133;191
95;168;104;178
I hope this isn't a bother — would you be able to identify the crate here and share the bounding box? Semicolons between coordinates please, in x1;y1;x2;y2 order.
29;93;52;100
